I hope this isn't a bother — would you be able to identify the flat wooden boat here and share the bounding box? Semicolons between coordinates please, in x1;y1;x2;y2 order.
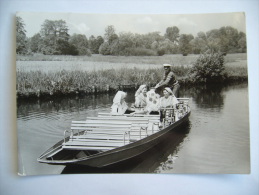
37;98;191;168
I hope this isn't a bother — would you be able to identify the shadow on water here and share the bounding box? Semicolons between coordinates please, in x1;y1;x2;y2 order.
61;120;191;174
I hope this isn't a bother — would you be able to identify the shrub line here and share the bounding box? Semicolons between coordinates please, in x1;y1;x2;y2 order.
16;76;248;100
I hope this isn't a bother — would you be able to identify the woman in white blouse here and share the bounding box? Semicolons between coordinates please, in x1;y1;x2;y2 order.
111;91;134;115
158;87;179;108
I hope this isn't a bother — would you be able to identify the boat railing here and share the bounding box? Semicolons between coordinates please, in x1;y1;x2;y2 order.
159;100;190;127
124;131;130;145
63;129;72;143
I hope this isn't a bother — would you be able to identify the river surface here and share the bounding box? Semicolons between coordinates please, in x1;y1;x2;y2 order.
17;83;250;175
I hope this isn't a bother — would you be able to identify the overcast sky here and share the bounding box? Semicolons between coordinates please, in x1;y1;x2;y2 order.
17;12;246;38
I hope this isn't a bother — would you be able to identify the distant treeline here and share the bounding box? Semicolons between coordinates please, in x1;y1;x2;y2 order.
16;17;247;57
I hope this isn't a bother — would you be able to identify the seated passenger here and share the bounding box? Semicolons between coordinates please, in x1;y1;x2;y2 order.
135;85;148;108
158;87;179;124
158;87;179;108
131;88;160;115
111;91;134;115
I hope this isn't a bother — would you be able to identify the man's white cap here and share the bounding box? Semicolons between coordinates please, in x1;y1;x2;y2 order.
163;64;172;67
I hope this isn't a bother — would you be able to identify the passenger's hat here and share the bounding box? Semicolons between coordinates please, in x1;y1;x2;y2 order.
163;64;172;67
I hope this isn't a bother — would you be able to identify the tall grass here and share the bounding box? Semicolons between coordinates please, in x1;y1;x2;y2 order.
16;53;248;98
16;68;164;97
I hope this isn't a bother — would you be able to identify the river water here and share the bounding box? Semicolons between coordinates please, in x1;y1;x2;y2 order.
17;83;250;175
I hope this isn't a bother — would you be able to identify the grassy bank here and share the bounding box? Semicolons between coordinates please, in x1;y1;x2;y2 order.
16;53;248;99
16;66;247;99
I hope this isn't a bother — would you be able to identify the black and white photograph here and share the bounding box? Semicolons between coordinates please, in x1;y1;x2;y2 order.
16;12;250;175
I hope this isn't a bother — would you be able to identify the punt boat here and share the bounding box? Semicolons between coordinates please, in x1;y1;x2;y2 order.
37;98;191;168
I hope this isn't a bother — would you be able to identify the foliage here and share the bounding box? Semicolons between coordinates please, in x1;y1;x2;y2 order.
39;19;77;55
29;33;41;53
16;16;28;54
205;26;245;54
99;42;111;55
104;25;118;44
237;32;247;53
164;26;180;44
179;34;194;56
190;32;208;54
16;16;247;57
89;35;105;54
69;34;91;56
189;52;227;83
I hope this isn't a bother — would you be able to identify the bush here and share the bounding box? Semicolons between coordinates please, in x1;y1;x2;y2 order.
99;42;110;55
189;52;227;83
157;48;165;56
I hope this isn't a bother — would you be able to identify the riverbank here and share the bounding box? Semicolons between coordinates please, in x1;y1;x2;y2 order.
16;67;248;99
16;53;248;99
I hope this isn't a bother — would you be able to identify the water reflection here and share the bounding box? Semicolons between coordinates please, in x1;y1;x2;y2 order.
181;84;224;110
17;94;114;118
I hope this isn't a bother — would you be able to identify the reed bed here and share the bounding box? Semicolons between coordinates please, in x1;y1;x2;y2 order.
16;53;248;98
16;67;163;97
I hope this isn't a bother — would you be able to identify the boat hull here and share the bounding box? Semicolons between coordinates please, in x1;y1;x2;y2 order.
38;111;191;168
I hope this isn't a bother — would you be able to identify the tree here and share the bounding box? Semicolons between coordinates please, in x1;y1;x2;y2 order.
151;38;175;55
206;29;221;53
96;36;104;53
39;19;70;54
238;32;246;53
225;26;239;53
89;35;97;53
104;25;117;44
109;39;120;55
179;34;194;56
29;33;42;53
197;31;207;40
69;34;90;55
16;16;28;54
109;34;119;45
133;33;145;48
141;32;162;49
206;26;241;54
119;32;134;49
190;31;208;54
165;26;180;44
99;42;110;55
89;35;104;54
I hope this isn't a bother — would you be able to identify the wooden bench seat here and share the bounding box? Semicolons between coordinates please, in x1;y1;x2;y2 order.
85;116;159;136
63;120;132;150
62;117;160;151
70;120;132;133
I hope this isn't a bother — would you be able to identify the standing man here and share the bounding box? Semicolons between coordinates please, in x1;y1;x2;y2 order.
155;64;180;97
